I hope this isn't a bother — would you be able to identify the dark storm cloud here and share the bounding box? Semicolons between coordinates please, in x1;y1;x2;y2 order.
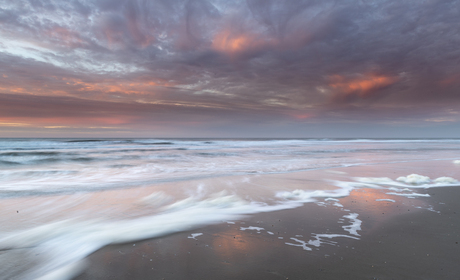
1;0;460;136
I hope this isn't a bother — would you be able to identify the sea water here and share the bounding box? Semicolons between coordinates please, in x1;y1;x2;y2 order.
0;138;460;279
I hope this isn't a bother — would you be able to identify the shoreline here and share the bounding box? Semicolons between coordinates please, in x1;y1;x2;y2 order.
74;184;460;280
1;158;459;279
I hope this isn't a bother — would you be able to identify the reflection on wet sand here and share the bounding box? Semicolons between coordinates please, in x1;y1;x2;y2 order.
4;161;456;279
74;178;446;280
211;229;249;261
340;188;426;229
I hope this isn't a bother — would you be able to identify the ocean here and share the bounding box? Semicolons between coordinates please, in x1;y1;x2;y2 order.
1;138;460;279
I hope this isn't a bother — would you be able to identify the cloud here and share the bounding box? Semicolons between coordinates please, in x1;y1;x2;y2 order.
1;0;460;136
211;27;274;58
328;73;399;102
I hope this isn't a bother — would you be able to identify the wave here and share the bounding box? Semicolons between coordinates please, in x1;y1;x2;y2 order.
0;160;21;166
71;157;94;162
3;171;458;279
0;151;63;156
0;191;300;280
145;142;174;145
1;139;459;197
66;140;108;143
194;152;237;157
65;139;174;145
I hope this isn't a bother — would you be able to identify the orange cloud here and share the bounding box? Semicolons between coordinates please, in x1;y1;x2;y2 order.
293;113;314;120
0;115;133;128
439;74;460;86
0;120;30;127
62;78;168;95
0;75;174;98
329;74;398;98
0;86;28;94
0;84;69;97
212;28;274;57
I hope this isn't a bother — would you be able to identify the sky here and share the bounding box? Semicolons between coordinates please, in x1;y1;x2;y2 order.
0;0;460;138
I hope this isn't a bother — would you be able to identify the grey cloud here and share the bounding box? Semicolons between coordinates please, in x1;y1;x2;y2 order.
0;92;288;129
1;0;460;137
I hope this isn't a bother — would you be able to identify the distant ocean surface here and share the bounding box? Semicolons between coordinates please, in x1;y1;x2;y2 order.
1;138;460;280
1;138;460;196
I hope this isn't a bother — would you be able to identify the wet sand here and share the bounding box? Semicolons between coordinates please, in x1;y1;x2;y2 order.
74;184;460;280
3;141;460;279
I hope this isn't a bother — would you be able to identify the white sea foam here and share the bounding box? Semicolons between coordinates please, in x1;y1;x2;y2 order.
426;206;440;213
240;226;264;232
396;174;431;185
333;202;344;208
287;213;361;251
0;192;300;280
386;192;430;197
276;184;354;202
307;234;359;248
188;233;203;240
355;174;460;189
285;238;312;251
453;160;460;164
433;177;458;184
342;213;362;236
141;192;173;207
333;180;382;189
375;199;396;202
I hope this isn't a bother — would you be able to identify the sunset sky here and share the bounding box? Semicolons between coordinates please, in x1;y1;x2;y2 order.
1;0;459;138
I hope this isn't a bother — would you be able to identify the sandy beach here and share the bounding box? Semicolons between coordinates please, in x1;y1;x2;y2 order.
74;162;460;280
2;139;460;280
2;0;460;277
